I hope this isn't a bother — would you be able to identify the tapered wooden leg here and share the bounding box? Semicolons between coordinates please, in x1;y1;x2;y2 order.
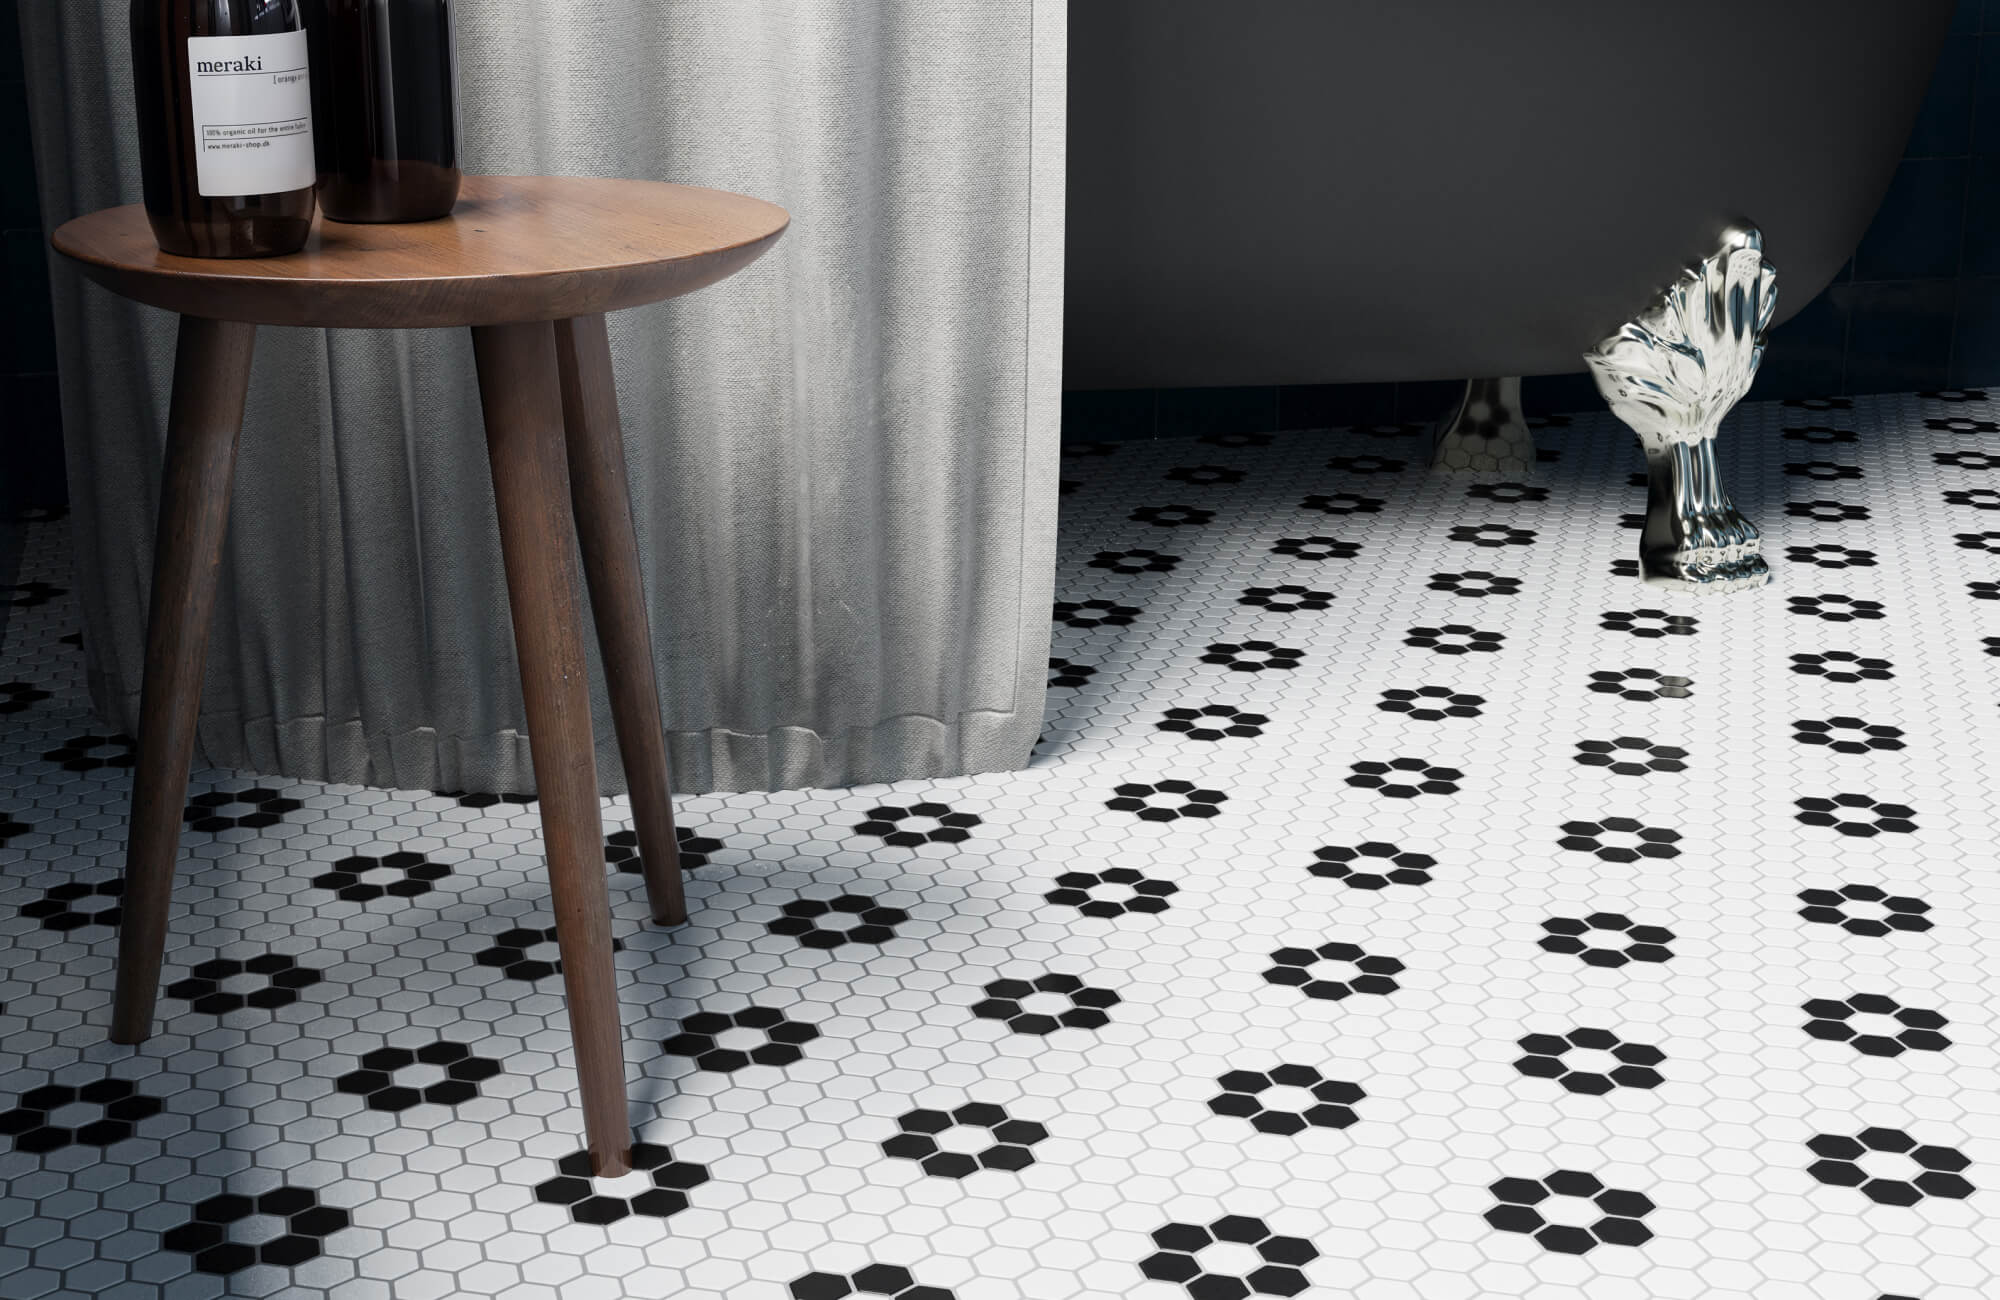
473;320;631;1178
111;316;257;1045
553;314;688;927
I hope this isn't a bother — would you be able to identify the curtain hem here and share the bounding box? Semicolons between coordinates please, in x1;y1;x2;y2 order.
89;665;1038;797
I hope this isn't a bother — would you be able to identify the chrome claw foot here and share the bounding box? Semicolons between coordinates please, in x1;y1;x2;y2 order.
1638;438;1769;591
1428;377;1536;471
1585;223;1778;592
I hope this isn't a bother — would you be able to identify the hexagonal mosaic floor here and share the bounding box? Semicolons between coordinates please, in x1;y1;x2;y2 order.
3;391;1999;1299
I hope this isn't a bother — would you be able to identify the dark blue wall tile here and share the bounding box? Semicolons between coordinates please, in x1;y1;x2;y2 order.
1975;32;2000;153
1950;277;2000;385
0;80;36;230
1;372;65;508
1157;385;1277;438
1907;33;1976;156
1520;373;1601;416
1840;280;1958;393
1394;379;1464;425
1277;382;1396;430
1853;159;1966;280
1061;388;1155;442
1964;155;2000;273
4;230;54;373
1755;292;1850;400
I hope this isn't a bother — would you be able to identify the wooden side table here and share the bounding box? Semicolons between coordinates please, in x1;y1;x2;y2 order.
51;175;789;1176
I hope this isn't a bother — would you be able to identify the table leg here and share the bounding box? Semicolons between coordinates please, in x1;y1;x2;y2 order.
553;313;688;927
111;316;257;1045
472;320;632;1178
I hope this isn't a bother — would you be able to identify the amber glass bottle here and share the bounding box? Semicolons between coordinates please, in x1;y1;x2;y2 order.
301;1;461;223
130;0;318;258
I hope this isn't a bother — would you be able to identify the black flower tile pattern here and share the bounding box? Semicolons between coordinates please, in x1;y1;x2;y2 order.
1326;454;1404;475
0;680;50;714
334;1040;502;1111
1308;841;1436;890
1377;686;1484;720
1586;668;1692;700
662;1005;823;1072
880;1101;1049;1178
1512;1028;1666;1094
1798;885;1933;936
971;972;1121;1034
472;924;626;982
1139;1215;1319;1297
164;953;325;1015
766;893;911;949
1048;656;1098;687
1786;542;1878;568
1806;1128;1974;1206
1236;584;1332;612
1269;535;1359;561
2;581;65;608
790;1265;957;1300
1403;623;1504;654
1795;794;1919;837
40;732;135;773
1167;464;1247;485
606;824;726;875
852;801;982;845
534;1142;710;1224
1485;1171;1657;1254
1793;717;1906;753
1802;994;1952;1058
1555;817;1683;861
20;876;123;932
1466;481;1548;502
1131;503;1215;528
162;1186;350;1275
438;788;536;809
4;395;2000;1297
1043;867;1177;918
1427;570;1521;597
309;850;451;902
1199;640;1303;671
1600;608;1697;638
0;1077;164;1152
1345;757;1462;798
1785;424;1861;443
1539;914;1675;967
1105;779;1227;821
1208;1064;1365;1135
1300;491;1385;515
1790;650;1894;681
1157;704;1268;740
1572;737;1689;775
1089;548;1181;574
1055;597;1141;629
182;784;304;832
1263;941;1405;1001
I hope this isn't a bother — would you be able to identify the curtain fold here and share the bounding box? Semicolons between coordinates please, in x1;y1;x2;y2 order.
17;1;1064;795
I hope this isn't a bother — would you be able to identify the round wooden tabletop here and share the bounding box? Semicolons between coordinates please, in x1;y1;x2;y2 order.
51;175;789;329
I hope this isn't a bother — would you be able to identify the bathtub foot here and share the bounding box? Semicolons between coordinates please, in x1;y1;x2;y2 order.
1584;224;1777;592
1427;377;1536;471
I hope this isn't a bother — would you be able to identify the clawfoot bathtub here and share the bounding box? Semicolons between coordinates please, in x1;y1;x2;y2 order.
1065;0;1958;589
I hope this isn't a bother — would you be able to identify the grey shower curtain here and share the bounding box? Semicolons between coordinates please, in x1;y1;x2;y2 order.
18;2;1065;794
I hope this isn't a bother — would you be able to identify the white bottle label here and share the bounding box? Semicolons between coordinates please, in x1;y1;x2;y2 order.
185;30;315;198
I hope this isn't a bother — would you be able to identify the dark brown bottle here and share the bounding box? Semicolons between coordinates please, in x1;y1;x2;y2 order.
301;1;461;223
130;0;318;258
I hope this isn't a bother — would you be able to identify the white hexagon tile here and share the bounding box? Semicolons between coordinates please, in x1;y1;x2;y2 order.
4;391;2000;1300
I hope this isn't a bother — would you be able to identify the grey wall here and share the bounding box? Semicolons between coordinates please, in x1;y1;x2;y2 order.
1064;0;2000;441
